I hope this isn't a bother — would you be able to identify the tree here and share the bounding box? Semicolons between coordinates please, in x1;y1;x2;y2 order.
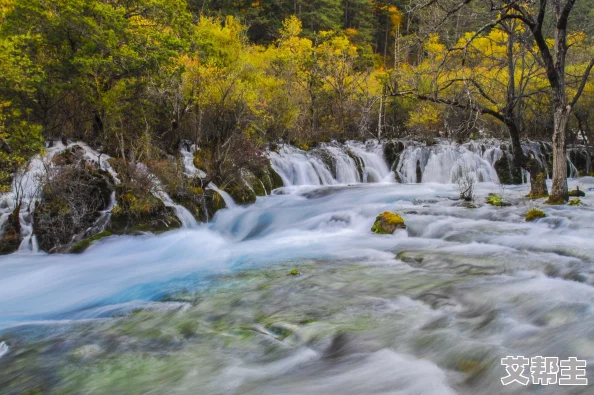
410;0;594;202
390;22;551;196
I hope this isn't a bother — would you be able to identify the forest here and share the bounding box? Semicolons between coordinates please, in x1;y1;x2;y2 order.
0;0;593;254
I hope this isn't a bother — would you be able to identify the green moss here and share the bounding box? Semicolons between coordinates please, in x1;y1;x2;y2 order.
253;178;266;197
224;181;257;205
568;189;585;197
525;208;546;222
545;196;567;205
568;198;582;206
486;194;511;207
70;231;113;254
371;212;406;234
526;172;549;199
289;269;300;276
268;166;284;190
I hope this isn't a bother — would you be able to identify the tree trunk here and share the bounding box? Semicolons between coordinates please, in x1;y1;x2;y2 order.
506;120;548;198
548;107;570;203
527;156;548;199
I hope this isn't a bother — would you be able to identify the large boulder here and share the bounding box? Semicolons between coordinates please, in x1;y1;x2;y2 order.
371;212;406;234
34;150;114;253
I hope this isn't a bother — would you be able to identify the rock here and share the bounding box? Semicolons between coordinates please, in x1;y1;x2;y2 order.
34;158;114;253
289;269;300;276
109;190;182;235
416;160;423;183
0;205;21;255
371;212;406;234
494;152;521;185
347;151;364;182
525;208;546;221
486;193;511;207
568;198;582;206
70;231;113;254
568;187;585;197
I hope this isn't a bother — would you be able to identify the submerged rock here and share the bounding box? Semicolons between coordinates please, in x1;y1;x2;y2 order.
525;208;546;222
70;231;113;254
371;212;406;234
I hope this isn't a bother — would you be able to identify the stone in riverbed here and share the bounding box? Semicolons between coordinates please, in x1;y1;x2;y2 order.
525;208;546;222
486;193;511;207
371;212;406;234
568;187;585;197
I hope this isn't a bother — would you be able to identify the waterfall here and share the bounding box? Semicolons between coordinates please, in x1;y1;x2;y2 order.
269;139;588;187
9;140;78;253
149;176;199;229
270;141;393;186
207;183;237;209
396;141;500;183
345;141;393;182
0;341;8;359
180;142;207;178
269;145;336;186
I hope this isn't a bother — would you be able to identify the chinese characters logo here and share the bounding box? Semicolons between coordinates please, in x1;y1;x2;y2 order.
501;356;588;386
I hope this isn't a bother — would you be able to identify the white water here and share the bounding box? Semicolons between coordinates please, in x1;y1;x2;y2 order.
1;178;593;324
1;140;593;394
180;142;207;178
397;141;500;183
0;341;8;359
1;178;594;394
270;140;508;186
270;139;587;187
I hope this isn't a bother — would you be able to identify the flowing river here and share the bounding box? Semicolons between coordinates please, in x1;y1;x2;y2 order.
1;141;594;394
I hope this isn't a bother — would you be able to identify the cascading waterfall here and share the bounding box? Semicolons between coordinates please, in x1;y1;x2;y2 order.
180;142;207;178
396;141;501;183
269;139;589;187
207;183;237;209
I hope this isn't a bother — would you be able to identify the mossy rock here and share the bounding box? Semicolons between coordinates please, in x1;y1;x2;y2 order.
568;188;585;197
70;231;113;254
0;204;21;255
486;194;511;207
545;196;567;205
34;160;114;253
223;180;257;205
192;148;213;173
270;167;284;189
110;188;182;234
347;150;364;182
568;198;582;206
493;152;521;185
458;202;477;209
371;212;406;234
525;208;546;222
